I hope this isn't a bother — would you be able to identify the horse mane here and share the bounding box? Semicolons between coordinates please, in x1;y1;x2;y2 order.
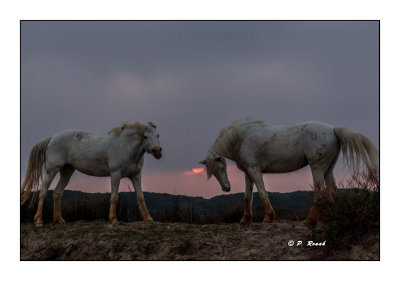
211;119;264;157
107;122;152;137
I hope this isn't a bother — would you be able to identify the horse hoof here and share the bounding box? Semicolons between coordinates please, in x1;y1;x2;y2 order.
263;217;274;223
240;217;252;224
35;222;43;227
143;217;154;222
302;219;316;226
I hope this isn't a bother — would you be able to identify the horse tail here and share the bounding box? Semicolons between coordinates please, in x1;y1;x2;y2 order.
334;127;379;177
21;136;52;207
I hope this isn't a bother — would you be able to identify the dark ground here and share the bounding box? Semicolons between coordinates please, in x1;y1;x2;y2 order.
20;220;379;260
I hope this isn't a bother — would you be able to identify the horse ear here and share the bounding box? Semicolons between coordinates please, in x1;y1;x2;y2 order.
199;160;206;165
148;122;157;128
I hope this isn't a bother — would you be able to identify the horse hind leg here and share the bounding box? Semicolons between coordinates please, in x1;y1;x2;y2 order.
33;170;57;227
303;145;339;226
303;166;326;226
324;154;339;194
53;165;75;224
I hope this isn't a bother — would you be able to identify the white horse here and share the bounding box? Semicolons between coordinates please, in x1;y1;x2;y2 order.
199;120;378;225
21;122;162;227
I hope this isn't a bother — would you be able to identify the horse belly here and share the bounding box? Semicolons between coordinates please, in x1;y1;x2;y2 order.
261;152;308;173
72;160;110;177
68;142;110;177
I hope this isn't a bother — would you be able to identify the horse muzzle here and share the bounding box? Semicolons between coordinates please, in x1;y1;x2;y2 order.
152;148;162;159
222;185;231;192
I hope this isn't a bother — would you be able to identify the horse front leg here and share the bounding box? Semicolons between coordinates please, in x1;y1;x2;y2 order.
240;174;254;224
247;167;275;223
109;171;121;224
130;173;153;221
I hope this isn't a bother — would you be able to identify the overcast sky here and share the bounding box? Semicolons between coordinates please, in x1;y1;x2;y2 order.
21;21;379;197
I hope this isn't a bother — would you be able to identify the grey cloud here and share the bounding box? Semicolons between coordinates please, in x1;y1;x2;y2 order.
21;21;379;176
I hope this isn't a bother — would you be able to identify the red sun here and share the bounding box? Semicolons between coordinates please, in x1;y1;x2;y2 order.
192;168;204;174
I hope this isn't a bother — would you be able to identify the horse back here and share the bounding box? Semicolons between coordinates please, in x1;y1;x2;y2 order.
45;130;111;175
238;121;338;173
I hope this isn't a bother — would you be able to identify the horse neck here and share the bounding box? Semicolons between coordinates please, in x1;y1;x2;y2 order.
211;126;243;161
124;136;145;162
208;146;235;160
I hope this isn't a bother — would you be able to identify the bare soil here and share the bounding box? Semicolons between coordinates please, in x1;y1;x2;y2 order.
20;220;378;260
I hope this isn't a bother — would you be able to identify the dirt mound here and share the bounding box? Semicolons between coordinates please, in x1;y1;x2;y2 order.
20;220;378;260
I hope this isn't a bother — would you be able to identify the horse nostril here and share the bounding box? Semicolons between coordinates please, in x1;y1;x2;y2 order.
159;147;162;152
152;148;162;154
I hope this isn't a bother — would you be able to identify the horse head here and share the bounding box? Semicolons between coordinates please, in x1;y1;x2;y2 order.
143;122;162;159
199;151;230;192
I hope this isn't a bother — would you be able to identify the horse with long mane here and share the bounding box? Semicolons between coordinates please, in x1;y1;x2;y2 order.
199;120;378;225
21;122;162;227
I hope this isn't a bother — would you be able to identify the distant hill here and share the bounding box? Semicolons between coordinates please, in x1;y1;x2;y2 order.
21;190;313;223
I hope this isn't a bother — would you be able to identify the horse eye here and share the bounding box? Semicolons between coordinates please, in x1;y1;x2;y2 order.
156;134;159;138
144;136;148;139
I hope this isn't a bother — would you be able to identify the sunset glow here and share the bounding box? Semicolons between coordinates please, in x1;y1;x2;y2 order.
192;168;204;174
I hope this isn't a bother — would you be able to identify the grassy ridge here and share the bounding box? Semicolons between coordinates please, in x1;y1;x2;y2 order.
20;190;313;224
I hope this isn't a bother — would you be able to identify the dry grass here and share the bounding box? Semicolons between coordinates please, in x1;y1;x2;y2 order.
307;169;379;259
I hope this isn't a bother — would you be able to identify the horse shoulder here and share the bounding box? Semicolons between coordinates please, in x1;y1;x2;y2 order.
236;130;267;167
